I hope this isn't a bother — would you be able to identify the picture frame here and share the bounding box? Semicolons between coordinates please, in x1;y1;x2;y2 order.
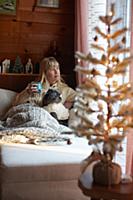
37;0;59;8
0;0;16;15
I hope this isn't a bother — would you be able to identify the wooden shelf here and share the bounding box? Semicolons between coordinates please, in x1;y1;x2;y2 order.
0;72;76;92
0;73;39;76
0;73;39;92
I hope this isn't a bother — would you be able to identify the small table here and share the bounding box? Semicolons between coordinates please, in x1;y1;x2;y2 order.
78;174;133;200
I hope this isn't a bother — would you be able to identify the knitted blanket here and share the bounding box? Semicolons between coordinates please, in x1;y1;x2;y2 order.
0;103;72;144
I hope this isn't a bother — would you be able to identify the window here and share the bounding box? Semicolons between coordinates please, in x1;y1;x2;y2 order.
87;0;131;174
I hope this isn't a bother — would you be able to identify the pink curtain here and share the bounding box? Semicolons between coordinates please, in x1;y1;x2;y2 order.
75;0;89;84
75;0;88;54
126;0;133;176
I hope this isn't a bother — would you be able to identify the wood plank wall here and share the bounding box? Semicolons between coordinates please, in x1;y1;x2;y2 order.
0;0;76;88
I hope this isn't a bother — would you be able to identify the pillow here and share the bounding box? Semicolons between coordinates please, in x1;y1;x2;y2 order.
0;89;17;120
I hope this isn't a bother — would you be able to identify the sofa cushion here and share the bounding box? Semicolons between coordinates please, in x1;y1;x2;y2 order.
0;141;90;183
0;89;17;120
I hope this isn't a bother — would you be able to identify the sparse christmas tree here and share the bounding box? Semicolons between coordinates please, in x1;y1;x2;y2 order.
71;4;133;185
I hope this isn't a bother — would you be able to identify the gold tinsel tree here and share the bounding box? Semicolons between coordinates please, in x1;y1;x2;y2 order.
71;4;133;162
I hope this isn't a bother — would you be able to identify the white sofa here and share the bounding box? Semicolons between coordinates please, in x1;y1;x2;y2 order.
0;88;90;200
0;142;90;200
0;88;17;120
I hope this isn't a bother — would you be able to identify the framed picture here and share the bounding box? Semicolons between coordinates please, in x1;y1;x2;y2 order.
0;0;16;15
37;0;59;8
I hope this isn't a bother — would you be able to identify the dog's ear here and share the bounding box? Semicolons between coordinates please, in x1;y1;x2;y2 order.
42;89;62;106
42;90;50;106
46;89;54;95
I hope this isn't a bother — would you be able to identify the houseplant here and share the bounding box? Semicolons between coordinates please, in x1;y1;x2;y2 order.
71;4;133;186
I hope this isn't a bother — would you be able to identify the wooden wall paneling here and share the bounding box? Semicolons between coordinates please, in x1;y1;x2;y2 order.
17;10;74;26
17;0;35;11
0;0;75;90
0;74;39;92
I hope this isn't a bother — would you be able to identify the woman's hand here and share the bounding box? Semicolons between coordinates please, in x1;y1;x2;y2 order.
26;82;39;94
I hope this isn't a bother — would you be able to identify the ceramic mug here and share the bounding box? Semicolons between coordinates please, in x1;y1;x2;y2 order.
37;82;42;93
31;81;42;93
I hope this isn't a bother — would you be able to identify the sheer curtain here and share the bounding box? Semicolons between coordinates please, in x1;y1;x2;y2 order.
126;0;133;176
75;0;89;84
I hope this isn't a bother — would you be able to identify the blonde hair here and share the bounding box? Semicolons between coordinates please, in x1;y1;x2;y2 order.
39;57;59;83
39;57;64;83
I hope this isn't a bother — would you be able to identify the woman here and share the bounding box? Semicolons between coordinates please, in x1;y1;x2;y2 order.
13;57;76;109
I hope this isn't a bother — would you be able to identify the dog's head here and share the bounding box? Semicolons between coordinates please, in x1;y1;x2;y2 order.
42;89;62;106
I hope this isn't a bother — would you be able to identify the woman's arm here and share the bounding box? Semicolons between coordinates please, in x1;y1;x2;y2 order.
13;86;31;106
13;83;43;106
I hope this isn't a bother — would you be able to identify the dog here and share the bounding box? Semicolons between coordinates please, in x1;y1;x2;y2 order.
42;89;69;125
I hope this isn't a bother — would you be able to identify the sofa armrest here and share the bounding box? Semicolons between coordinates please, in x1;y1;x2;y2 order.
0;89;17;120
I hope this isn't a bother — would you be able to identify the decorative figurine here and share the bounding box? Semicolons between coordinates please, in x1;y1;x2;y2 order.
2;59;10;73
25;58;33;74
